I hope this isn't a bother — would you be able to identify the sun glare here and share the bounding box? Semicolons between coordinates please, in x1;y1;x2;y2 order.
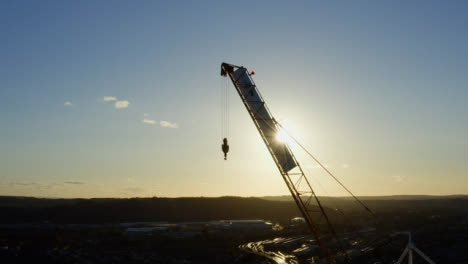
276;127;295;147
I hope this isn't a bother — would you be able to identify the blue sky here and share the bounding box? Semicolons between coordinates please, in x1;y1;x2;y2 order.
1;1;467;197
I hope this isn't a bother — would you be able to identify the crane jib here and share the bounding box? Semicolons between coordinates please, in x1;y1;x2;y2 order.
222;63;341;263
232;67;297;173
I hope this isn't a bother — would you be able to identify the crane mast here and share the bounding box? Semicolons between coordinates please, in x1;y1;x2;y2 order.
221;62;343;264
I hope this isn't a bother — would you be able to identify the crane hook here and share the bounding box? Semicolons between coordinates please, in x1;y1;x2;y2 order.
221;138;229;160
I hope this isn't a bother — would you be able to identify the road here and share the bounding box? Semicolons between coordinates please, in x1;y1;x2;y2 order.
239;236;316;264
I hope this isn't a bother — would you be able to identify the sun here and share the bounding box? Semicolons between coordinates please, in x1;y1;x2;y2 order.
275;127;295;146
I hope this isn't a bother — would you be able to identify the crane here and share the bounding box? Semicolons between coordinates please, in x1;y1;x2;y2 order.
220;62;347;264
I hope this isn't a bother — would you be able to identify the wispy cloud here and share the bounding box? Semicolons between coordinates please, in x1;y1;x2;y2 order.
10;182;39;186
103;96;117;102
127;177;135;183
101;96;130;109
7;182;65;190
122;187;144;193
64;101;72;106
115;100;130;109
44;183;63;189
143;113;149;117
142;118;156;124
64;181;86;185
392;174;407;182
305;164;329;169
160;120;178;128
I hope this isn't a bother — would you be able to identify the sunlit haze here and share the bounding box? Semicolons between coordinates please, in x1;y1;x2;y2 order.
1;1;467;198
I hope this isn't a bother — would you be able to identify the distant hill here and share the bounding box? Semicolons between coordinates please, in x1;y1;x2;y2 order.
0;195;466;225
0;196;302;224
260;194;468;202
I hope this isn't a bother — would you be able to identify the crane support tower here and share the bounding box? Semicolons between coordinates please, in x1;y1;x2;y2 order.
221;62;344;264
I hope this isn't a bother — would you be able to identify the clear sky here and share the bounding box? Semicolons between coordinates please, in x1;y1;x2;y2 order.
1;1;467;198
